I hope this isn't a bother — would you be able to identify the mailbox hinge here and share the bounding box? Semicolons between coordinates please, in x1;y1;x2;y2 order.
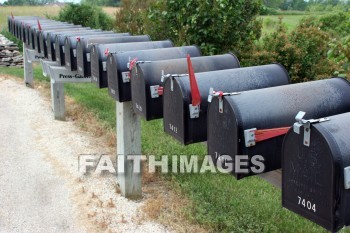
207;88;241;113
150;85;164;98
293;111;330;147
345;166;350;190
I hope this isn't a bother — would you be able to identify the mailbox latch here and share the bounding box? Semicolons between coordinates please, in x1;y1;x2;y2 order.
150;85;164;98
189;104;200;119
293;111;330;147
122;71;131;83
86;53;91;62
345;166;350;190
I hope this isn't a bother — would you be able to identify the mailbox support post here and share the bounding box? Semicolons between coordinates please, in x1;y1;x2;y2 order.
46;65;91;121
50;80;65;121
116;101;142;199
23;43;34;87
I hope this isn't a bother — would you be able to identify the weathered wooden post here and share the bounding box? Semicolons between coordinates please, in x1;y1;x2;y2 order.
23;43;34;87
116;101;142;199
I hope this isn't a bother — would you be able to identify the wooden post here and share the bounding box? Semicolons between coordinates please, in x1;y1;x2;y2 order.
116;101;142;199
23;43;34;87
258;169;281;189
50;80;65;121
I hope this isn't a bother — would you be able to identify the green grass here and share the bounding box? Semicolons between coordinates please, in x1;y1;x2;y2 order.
1;65;349;233
260;12;325;36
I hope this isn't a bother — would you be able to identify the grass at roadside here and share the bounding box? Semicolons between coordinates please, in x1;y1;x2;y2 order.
2;65;347;233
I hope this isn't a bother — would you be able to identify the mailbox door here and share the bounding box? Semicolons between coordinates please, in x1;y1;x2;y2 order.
282;127;336;231
163;79;186;143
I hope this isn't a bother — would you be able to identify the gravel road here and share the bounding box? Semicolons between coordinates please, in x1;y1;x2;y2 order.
0;76;169;233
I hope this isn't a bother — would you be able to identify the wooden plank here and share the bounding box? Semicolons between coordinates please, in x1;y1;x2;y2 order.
258;169;282;189
116;101;142;199
23;43;34;87
50;80;65;121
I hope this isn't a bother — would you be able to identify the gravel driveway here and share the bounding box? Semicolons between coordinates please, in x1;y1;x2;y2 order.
0;76;169;233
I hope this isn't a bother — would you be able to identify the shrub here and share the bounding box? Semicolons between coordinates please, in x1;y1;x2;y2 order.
57;3;113;30
243;19;338;83
114;0;153;35
146;0;262;55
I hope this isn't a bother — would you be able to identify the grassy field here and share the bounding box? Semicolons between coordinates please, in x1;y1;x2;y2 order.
1;6;347;232
0;6;118;31
260;11;325;36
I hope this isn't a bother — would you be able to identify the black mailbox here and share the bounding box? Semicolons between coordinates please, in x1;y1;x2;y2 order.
39;26;84;58
207;77;350;179
16;19;46;43
76;35;151;77
64;33;129;71
163;64;290;145
91;40;173;88
8;17;40;39
46;28;91;61
33;24;78;53
25;20;56;48
54;30;102;65
282;112;350;232
30;23;72;52
107;46;202;102
131;54;240;121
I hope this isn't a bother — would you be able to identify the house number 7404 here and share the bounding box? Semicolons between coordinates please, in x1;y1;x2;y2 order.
297;196;316;213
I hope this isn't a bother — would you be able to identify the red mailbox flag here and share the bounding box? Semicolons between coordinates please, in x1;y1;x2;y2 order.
37;20;42;31
187;54;201;106
11;12;14;19
104;48;109;57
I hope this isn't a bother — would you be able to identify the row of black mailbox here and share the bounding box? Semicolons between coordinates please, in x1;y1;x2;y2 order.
8;16;350;232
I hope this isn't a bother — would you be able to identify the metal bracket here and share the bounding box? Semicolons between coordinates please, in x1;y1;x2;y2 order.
160;71;188;92
62;45;65;53
102;61;107;71
86;53;91;62
189;104;200;119
160;70;187;83
244;128;257;147
293;111;330;147
345;166;350;190
73;49;76;57
207;88;241;113
150;85;162;98
122;71;131;83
